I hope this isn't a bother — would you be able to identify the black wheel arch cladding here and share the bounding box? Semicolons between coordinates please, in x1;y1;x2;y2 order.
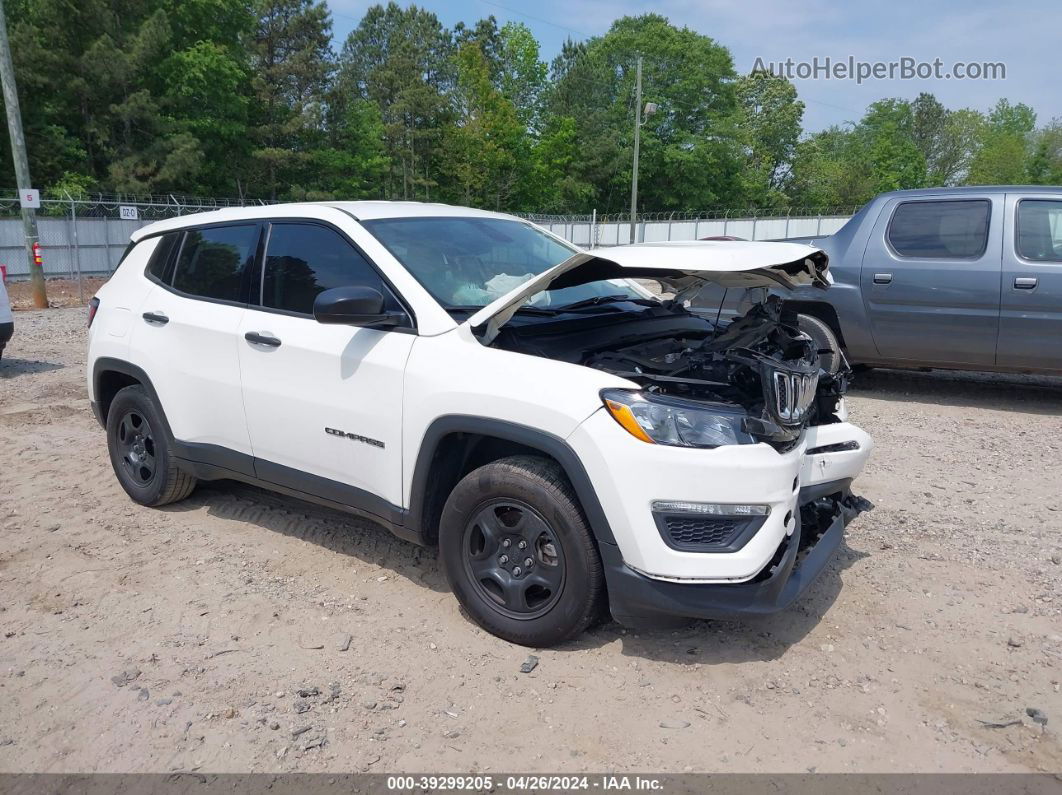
407;415;618;548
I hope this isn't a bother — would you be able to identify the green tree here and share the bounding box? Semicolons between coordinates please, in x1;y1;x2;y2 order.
789;100;925;207
1027;120;1062;185
249;0;335;198
734;70;803;206
860;99;926;193
441;41;525;208
338;2;453;200
453;16;502;84
910;92;984;186
527;115;591;211
3;0;257;195
967;99;1036;184
297;98;389;199
548;15;742;213
788;126;873;208
498;22;547;131
155;0;254;195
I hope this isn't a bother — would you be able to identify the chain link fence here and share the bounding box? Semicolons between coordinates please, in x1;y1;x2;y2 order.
0;193;856;294
517;208;859;248
0;192;272;284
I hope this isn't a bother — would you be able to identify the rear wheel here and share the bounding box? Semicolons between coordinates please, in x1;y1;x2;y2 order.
439;455;604;646
106;385;196;506
797;313;842;375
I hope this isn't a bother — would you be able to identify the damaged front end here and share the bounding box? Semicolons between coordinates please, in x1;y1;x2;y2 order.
471;240;846;451
583;296;848;450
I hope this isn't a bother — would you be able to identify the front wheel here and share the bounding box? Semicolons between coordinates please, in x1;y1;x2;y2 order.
797;313;842;375
438;456;605;646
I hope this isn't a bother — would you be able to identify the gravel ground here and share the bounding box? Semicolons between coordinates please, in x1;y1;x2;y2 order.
0;307;1060;774
4;277;108;310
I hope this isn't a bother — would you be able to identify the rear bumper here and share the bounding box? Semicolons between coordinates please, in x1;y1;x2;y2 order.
602;480;865;626
0;320;12;349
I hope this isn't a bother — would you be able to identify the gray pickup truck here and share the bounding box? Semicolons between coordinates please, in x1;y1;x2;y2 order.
755;186;1062;375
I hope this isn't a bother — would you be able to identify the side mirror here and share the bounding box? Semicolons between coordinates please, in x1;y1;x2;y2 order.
312;286;405;328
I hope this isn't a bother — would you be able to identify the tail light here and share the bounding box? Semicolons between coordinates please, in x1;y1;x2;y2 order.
88;297;100;328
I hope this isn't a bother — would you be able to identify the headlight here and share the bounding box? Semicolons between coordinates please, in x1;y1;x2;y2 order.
601;389;755;448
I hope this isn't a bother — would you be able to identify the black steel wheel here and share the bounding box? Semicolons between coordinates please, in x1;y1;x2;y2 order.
115;409;158;486
106;385;196;506
462;499;566;620
439;455;605;646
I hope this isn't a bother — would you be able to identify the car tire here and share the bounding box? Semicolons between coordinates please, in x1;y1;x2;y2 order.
106;385;196;507
438;455;605;646
797;313;842;375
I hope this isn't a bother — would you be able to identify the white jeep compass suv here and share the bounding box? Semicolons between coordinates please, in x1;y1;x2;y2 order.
87;202;872;646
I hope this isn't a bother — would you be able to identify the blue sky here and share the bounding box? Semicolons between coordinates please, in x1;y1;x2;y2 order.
326;0;1059;132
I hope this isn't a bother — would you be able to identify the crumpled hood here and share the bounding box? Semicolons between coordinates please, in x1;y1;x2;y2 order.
468;240;830;343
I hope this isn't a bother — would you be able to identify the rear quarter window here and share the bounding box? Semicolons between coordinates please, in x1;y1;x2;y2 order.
144;233;181;284
887;200;990;259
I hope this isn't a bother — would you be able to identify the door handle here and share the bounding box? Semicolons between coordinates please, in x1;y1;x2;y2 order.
873;273;893;285
245;331;282;348
1014;277;1038;290
142;311;169;325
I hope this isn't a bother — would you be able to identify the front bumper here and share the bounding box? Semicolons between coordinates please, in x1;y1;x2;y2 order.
599;480;864;626
0;320;12;350
567;409;872;581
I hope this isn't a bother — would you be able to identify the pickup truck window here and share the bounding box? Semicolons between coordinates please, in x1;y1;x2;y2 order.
887;200;990;259
1016;200;1062;262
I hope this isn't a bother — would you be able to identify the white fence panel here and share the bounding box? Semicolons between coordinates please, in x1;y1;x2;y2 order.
0;206;854;279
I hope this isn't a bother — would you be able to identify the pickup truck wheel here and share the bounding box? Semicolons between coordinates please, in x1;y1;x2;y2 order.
106;385;197;507
797;313;842;375
439;455;604;646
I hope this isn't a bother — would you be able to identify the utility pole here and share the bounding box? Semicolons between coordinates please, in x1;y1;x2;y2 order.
629;56;642;244
0;0;47;308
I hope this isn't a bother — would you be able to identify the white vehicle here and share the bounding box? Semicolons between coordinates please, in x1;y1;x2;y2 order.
86;202;872;646
0;273;12;359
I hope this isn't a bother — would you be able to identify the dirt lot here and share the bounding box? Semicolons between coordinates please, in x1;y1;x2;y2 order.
1;307;1060;774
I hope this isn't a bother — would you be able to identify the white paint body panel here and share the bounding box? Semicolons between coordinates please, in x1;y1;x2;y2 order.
237;308;414;507
86;237;161;400
568;412;872;581
400;325;635;505
87;201;873;584
131;285;252;453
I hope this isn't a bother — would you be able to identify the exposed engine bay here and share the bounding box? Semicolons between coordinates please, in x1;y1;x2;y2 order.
491;295;849;450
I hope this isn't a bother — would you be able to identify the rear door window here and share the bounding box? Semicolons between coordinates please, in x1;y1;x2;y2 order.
887;200;990;258
171;224;259;302
260;222;400;315
1016;199;1062;261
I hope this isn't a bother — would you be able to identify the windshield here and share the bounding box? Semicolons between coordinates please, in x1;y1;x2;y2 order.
361;216;643;311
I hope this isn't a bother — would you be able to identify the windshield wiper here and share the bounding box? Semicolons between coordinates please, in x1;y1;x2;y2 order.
445;304;560;316
554;294;654;312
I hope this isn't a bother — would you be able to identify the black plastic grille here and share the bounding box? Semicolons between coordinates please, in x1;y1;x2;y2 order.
659;515;743;550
